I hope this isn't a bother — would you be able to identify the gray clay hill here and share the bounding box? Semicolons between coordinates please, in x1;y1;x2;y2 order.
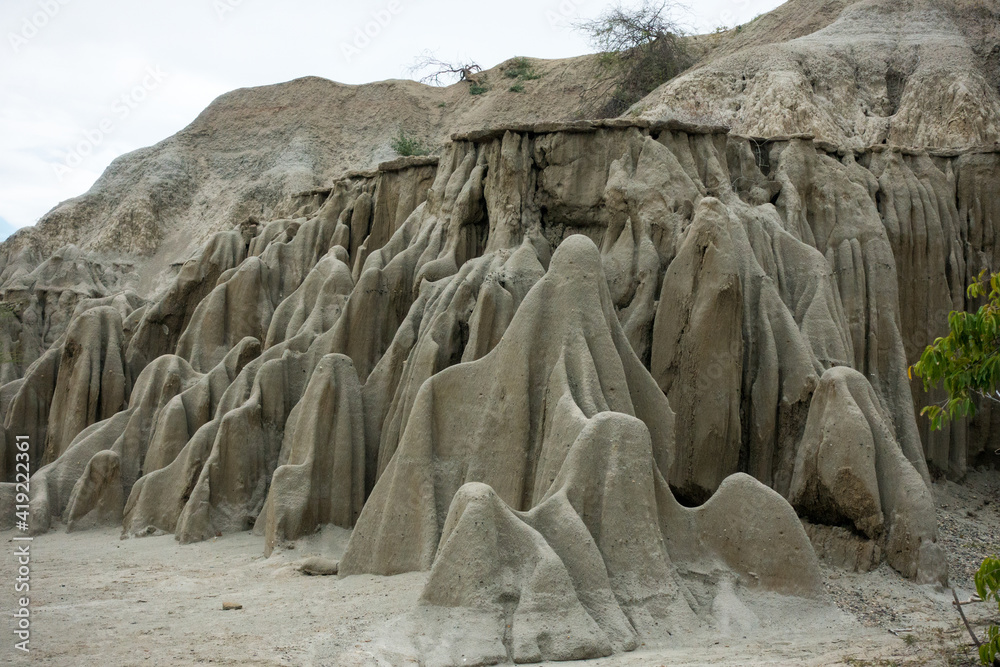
1;0;999;664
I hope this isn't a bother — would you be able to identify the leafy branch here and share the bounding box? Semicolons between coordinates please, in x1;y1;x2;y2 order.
910;269;1000;430
974;556;1000;665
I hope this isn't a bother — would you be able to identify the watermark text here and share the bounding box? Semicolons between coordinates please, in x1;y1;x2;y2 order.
53;65;168;180
340;1;403;63
8;0;73;54
12;435;31;653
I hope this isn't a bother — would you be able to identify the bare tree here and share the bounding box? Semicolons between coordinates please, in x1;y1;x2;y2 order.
409;50;483;86
576;1;691;118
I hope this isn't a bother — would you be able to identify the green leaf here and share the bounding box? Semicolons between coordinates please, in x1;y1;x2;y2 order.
975;556;1000;602
980;624;1000;665
918;271;1000;430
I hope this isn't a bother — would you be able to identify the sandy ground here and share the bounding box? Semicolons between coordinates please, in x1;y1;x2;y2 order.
1;472;997;666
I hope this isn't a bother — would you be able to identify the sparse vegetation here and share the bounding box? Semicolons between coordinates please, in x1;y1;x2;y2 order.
503;57;541;81
390;128;430;157
576;0;692;117
469;76;490;95
509;83;525;93
409;50;483;86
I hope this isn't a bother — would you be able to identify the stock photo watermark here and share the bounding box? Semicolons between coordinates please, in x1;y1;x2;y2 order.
709;0;754;32
52;66;168;181
545;0;587;30
213;0;250;21
12;435;32;653
340;0;404;63
7;0;72;53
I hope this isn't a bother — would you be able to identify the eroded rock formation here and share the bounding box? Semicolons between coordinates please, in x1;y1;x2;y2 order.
3;117;976;662
2;0;999;662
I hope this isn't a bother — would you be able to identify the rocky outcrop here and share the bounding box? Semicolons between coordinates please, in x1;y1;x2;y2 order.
867;148;1000;476
340;236;677;575
42;306;129;465
6;123;958;585
0;246;138;385
638;0;1000;150
789;366;944;582
260;353;365;555
634;0;1000;473
124;229;247;383
120;161;441;542
3;57;603;274
6;2;1000;657
348;240;819;665
65;450;124;532
1;346;59;481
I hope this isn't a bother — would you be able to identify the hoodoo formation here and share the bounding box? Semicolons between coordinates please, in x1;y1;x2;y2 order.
1;0;998;664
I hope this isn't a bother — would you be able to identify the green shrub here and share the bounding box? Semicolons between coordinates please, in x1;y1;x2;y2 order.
469;77;490;95
390;129;430;157
576;0;692;118
910;270;1000;430
509;83;525;93
910;272;1000;666
976;556;1000;665
504;57;541;81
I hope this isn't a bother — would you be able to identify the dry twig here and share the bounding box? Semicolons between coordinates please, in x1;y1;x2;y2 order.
954;587;982;648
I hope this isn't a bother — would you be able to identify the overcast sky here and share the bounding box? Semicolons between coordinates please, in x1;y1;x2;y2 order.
0;0;783;239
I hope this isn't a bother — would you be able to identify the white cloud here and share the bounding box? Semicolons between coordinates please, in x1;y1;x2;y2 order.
0;0;783;230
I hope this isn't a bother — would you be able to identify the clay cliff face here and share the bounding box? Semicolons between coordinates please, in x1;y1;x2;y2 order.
640;0;1000;149
1;120;970;660
638;0;1000;479
1;0;998;664
0;58;601;298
